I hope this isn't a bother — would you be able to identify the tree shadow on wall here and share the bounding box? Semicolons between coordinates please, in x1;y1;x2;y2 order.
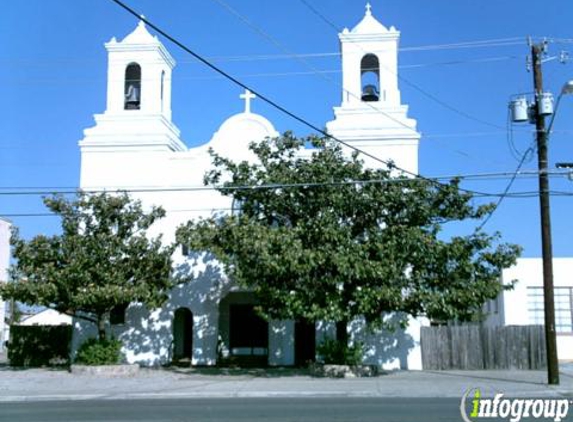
87;252;229;367
351;313;416;370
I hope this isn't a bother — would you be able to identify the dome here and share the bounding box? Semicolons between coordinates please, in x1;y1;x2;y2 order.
206;111;279;162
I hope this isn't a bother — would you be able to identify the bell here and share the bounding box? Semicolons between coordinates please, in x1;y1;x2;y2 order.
361;84;379;102
125;84;140;109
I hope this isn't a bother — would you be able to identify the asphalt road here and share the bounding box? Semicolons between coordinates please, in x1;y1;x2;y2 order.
0;397;511;422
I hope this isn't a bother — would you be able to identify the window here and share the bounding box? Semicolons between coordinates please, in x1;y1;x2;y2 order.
527;286;573;333
124;63;141;110
110;303;129;325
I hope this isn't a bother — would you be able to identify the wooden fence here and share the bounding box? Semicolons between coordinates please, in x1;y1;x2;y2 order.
420;325;546;370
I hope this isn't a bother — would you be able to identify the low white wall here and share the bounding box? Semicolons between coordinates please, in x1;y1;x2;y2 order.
316;316;426;370
350;315;426;370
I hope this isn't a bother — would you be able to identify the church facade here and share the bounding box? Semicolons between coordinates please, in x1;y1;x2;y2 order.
74;5;427;369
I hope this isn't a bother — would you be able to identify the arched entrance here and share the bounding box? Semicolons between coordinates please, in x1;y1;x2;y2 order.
173;308;193;364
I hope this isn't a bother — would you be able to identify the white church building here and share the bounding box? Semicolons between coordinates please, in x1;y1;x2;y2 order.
74;5;426;368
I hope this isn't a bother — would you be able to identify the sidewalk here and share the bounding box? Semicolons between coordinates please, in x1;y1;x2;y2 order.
1;365;572;402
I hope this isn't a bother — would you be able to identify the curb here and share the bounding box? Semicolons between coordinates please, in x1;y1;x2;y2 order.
2;389;572;403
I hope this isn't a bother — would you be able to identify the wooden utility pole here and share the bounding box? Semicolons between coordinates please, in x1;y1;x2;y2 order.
531;43;559;385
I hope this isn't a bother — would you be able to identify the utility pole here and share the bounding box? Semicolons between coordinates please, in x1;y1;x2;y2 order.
531;43;559;385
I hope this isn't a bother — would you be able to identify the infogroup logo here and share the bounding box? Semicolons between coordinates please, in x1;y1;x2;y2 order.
460;388;571;422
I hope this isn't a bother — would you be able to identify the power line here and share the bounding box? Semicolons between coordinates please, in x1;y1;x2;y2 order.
208;0;422;135
476;144;535;230
423;130;530;140
297;0;523;57
549;38;573;45
0;38;526;66
0;126;548;152
0;208;233;218
401;56;519;69
210;0;513;157
296;1;527;171
212;0;545;178
5;189;573;219
297;0;342;33
296;0;508;131
107;0;408;171
506;105;528;161
400;38;525;52
297;5;543;176
207;0;520;178
3;55;519;87
2;168;571;219
107;0;499;199
0;169;569;197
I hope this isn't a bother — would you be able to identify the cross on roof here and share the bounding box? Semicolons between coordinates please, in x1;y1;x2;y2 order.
240;89;256;113
365;2;372;16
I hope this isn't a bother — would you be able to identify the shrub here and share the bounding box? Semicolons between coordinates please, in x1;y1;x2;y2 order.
8;325;72;367
75;338;122;365
316;339;363;365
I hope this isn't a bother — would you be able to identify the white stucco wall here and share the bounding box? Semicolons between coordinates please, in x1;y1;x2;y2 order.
346;316;425;370
72;269;229;366
268;320;295;366
496;258;573;361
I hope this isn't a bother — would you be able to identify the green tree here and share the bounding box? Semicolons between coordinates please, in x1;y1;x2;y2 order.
0;192;176;340
177;133;521;344
9;299;22;325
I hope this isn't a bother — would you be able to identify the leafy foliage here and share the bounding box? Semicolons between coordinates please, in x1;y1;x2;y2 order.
0;192;177;340
316;338;363;365
75;338;122;365
8;325;72;367
9;300;22;324
177;133;521;331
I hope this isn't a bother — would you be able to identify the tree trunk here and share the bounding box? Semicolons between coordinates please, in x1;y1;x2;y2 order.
97;314;107;341
336;320;348;347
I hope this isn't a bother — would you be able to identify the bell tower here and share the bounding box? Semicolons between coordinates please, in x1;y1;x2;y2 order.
80;20;185;153
326;4;420;173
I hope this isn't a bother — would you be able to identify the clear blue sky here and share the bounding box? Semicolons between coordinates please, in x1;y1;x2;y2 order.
1;0;572;258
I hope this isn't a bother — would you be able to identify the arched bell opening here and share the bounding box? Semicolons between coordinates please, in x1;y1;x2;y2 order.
360;54;380;102
124;63;141;110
